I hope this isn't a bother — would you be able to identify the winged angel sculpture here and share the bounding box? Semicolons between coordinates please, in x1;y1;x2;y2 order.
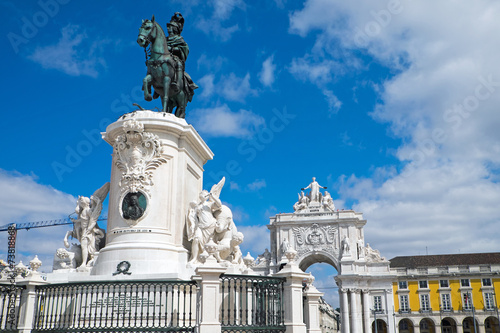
187;177;243;264
64;182;110;268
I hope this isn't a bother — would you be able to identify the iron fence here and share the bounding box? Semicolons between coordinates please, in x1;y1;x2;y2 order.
220;274;285;333
32;280;198;333
0;283;24;332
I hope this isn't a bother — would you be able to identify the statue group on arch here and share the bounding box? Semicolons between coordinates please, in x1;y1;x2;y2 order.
294;177;336;212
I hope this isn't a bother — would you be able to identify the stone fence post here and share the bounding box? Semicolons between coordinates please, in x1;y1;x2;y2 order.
274;249;309;333
195;256;227;333
303;282;324;333
16;273;48;333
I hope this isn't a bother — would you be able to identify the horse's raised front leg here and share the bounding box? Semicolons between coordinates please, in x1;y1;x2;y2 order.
143;74;153;101
64;230;72;248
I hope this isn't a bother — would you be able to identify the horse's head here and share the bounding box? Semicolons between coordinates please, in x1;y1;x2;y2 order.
137;15;157;48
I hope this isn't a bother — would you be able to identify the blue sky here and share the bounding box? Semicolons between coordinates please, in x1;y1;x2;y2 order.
2;0;500;307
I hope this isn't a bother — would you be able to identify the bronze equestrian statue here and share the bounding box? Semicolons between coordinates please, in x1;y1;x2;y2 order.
137;13;197;118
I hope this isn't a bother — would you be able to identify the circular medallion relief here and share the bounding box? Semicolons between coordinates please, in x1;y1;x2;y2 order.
122;192;147;220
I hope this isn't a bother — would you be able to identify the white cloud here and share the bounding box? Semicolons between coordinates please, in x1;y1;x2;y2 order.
238;225;270;257
259;55;277;87
198;74;215;98
196;19;239;42
194;0;246;42
289;57;342;85
197;72;257;102
291;1;500;257
322;89;342;114
28;25;107;78
247;179;267;192
212;0;245;20
190;104;265;138
0;170;76;271
219;73;257;102
230;181;241;191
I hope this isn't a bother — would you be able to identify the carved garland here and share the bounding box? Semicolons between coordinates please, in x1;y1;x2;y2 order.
114;120;167;196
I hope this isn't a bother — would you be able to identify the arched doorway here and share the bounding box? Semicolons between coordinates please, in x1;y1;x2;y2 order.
419;318;435;333
463;317;479;333
399;318;415;333
372;319;387;333
485;316;500;333
441;317;457;333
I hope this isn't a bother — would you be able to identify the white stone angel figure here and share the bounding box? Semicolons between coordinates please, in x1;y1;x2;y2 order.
321;191;336;211
293;191;309;212
187;178;224;263
64;182;110;268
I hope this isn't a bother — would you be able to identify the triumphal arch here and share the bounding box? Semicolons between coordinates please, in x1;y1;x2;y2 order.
257;177;396;333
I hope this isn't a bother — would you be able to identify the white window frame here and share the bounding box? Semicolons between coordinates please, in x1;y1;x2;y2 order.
440;280;449;288
484;292;495;310
420;294;430;312
462;292;473;310
374;295;383;312
441;293;452;311
400;295;409;312
461;279;470;287
482;278;492;287
399;281;408;289
419;280;428;289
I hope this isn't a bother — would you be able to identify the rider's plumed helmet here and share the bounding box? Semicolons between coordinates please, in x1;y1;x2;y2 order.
167;12;184;35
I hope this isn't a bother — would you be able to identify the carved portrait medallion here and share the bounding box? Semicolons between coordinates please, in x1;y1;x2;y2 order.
121;191;147;223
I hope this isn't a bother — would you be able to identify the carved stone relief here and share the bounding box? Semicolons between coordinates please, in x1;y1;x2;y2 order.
292;223;338;257
114;120;168;196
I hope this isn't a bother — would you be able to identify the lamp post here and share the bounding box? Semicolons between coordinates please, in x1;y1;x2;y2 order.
372;308;379;333
493;291;500;333
468;292;478;333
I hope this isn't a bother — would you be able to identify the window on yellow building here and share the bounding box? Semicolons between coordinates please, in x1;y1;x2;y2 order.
399;281;407;289
439;280;449;288
420;294;430;312
419;280;428;289
461;279;470;287
482;278;492;287
484;292;495;310
441;294;452;311
399;295;409;312
462;293;472;310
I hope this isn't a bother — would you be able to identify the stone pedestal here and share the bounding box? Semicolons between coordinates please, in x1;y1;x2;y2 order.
195;258;227;333
92;111;213;278
17;274;49;333
274;261;309;333
303;284;324;333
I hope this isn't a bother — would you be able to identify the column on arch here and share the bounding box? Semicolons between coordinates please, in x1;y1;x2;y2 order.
350;288;362;333
384;288;395;333
339;288;350;333
362;289;371;333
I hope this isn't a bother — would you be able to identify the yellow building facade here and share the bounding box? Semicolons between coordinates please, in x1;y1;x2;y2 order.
390;253;500;333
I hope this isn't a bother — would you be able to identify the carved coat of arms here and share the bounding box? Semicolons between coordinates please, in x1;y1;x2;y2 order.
114;120;168;196
292;223;338;257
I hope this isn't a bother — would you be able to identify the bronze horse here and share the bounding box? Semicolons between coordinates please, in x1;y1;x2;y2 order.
137;16;189;118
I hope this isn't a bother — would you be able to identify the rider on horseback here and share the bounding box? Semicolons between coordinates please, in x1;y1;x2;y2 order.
166;12;188;93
